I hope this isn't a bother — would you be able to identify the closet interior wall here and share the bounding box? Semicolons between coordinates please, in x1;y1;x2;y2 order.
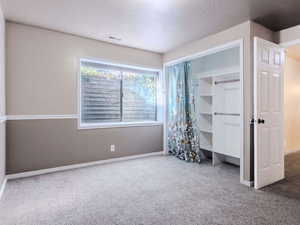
190;45;242;166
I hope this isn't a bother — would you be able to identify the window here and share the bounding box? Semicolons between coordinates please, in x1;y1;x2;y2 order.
80;59;160;128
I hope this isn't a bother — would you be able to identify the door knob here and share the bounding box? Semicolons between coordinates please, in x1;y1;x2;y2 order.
258;118;265;124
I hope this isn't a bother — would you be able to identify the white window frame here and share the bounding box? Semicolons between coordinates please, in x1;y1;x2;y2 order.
78;58;164;129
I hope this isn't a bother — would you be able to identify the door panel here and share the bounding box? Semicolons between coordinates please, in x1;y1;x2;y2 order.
270;128;281;164
254;37;284;189
258;127;270;169
270;73;280;111
259;71;269;112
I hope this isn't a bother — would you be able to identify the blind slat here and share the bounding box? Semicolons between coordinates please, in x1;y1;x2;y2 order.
80;61;157;124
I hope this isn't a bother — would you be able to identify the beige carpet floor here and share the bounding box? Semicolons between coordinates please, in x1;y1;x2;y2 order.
0;154;300;225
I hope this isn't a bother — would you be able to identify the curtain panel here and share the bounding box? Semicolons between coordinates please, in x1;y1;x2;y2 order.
167;62;203;163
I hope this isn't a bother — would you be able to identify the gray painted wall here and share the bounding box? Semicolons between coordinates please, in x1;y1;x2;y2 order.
6;22;163;174
0;3;5;187
0;122;5;184
6;119;163;174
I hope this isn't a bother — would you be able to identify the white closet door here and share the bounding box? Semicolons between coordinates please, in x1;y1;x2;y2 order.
254;37;284;189
213;77;241;158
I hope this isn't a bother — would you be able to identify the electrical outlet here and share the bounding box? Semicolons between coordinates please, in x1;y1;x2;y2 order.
110;145;115;152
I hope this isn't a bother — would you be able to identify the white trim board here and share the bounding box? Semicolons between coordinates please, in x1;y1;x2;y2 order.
6;115;78;120
77;58;165;130
240;179;254;187
164;39;242;66
81;57;162;73
285;148;300;155
0;178;7;201
6;151;164;180
0;116;6;123
280;39;300;48
79;121;163;129
6;115;163;128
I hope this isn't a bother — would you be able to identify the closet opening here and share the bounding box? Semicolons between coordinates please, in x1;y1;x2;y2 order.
164;40;244;184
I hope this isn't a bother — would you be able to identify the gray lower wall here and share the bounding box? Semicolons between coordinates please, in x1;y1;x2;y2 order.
0;122;5;183
0;3;5;186
6;119;163;174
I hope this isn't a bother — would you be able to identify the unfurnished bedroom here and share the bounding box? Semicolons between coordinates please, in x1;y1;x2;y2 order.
1;1;300;225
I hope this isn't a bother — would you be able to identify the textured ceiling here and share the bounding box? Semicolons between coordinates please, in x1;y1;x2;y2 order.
1;0;300;53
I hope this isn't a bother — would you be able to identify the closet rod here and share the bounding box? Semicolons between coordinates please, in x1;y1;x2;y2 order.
214;79;240;85
214;112;240;116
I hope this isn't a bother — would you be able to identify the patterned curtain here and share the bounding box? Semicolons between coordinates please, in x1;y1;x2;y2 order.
167;62;203;163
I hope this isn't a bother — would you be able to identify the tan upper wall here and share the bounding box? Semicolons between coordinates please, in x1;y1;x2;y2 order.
163;21;274;63
0;2;5;187
163;21;251;63
0;6;4;117
276;24;300;44
284;56;300;153
6;22;163;115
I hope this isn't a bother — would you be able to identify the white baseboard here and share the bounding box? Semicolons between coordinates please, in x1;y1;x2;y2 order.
0;178;7;201
285;148;300;155
7;151;164;180
0;116;6;123
240;179;254;187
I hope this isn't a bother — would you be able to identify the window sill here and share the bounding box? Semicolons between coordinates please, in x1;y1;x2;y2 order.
78;121;163;130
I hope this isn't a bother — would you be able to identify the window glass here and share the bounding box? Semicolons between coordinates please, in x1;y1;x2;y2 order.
81;65;121;123
123;72;157;121
80;60;158;125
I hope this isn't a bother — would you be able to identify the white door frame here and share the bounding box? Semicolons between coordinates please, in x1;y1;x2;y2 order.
163;39;247;185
